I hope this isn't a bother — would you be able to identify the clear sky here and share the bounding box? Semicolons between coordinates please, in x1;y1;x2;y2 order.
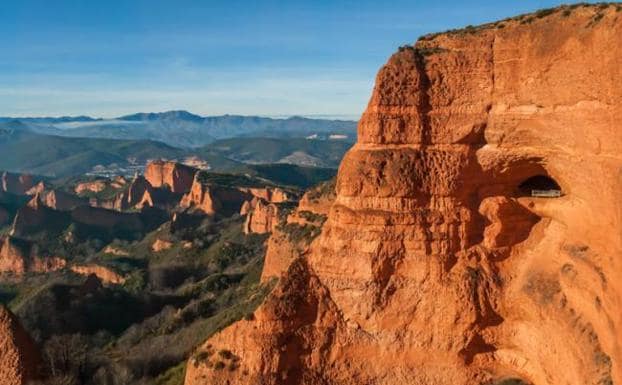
0;0;606;118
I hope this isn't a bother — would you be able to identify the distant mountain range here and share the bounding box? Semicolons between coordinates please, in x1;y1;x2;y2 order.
0;120;352;177
0;110;358;148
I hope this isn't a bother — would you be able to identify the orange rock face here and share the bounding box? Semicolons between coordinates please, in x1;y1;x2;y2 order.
0;237;66;275
70;264;125;284
0;305;41;385
185;6;622;385
262;185;332;285
152;238;174;252
74;179;107;195
239;187;292;203
103;245;129;256
296;179;335;217
25;181;45;196
144;160;196;193
180;175;252;216
115;175;154;210
242;199;279;234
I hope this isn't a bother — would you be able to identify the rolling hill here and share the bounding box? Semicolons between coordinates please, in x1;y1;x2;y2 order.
0;121;186;177
198;137;352;168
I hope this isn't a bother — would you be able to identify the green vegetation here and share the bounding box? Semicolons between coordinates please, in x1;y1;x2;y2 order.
3;212;273;384
196;171;267;188
278;222;322;245
198;136;352;168
154;362;186;385
0;122;185;177
298;210;327;225
0;173;286;384
0;126;342;384
248;163;336;189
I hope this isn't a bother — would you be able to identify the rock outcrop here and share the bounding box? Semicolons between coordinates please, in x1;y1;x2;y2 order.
75;179;107;195
0;305;41;385
1;172;35;196
296;179;335;217
0;237;66;275
114;175;154;210
42;190;87;211
152;238;173;252
261;185;333;282
239;187;291;203
10;194;71;238
185;5;622;385
25;181;46;196
102;245;129;256
70;264;125;284
144;160;196;193
180;174;252;216
242;199;279;234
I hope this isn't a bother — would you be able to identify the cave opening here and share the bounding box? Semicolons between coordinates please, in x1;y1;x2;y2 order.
518;174;562;197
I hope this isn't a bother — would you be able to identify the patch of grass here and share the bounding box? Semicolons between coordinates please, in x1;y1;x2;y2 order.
298;210;327;224
155;362;187;385
305;178;335;202
277;222;322;245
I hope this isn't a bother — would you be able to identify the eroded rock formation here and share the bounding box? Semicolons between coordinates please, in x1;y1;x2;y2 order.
42;190;87;211
74;179;107;195
239;187;292;203
152;238;173;252
144;160;196;193
180;174;252;216
261;187;333;282
185;5;622;385
0;305;41;385
0;237;66;275
114;175;154;210
242;199;279;234
70;264;125;284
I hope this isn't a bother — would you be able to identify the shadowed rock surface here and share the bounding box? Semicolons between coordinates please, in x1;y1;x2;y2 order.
0;305;41;385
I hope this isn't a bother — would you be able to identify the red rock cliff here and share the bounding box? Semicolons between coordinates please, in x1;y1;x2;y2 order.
185;5;622;385
242;198;280;234
144;160;196;193
180;174;252;215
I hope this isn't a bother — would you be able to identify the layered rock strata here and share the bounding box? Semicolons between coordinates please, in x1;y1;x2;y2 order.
180;175;252;216
242;199;280;234
144;160;196;193
186;5;622;385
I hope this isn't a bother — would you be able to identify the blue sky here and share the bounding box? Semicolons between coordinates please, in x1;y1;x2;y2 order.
0;0;605;118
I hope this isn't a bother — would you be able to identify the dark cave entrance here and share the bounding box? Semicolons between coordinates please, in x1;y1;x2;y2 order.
518;175;562;197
